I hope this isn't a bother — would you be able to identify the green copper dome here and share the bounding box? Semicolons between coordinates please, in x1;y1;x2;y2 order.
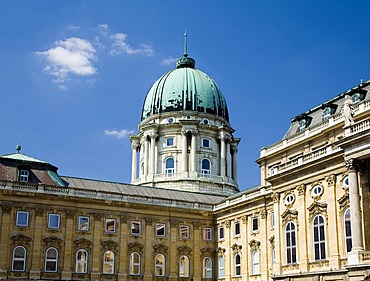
141;56;230;122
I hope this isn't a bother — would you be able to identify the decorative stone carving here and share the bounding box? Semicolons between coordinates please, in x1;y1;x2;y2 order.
342;95;354;127
338;193;350;215
281;209;298;226
145;217;153;225
241;215;247;224
94;213;102;221
101;240;119;251
177;245;192;255
120;215;128;224
231;243;242;253
297;184;306;196
43;236;63;247
1;204;12;213
344;158;362;172
127;242;144;252
153;243;168;254
73;238;92;250
11;234;32;246
217;247;226;256
200;247;214;256
260;209;267;220
272;192;280;202
65;209;75;218
269;235;275;246
249;239;261;251
193;221;200;229
35;207;45;216
325;175;336;186
307;201;327;221
225;220;231;229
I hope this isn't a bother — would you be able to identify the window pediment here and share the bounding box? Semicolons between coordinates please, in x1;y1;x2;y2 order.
231;243;242;253
74;238;92;250
128;242;144;252
101;240;119;251
249;239;261;251
43;236;63;247
307;201;327;221
11;234;32;246
177;245;192;255
153;243;168;254
281;209;298;226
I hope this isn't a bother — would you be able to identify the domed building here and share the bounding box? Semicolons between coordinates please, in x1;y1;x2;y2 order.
130;51;240;196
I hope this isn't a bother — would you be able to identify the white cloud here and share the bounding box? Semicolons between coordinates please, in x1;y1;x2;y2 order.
66;25;80;31
161;57;177;65
35;37;97;86
94;36;105;49
110;33;154;57
104;129;134;139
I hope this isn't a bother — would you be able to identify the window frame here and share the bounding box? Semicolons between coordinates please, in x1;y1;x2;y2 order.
129;252;141;275
77;216;90;232
251;217;258;232
104;218;116;234
286;221;297;264
103;250;115;275
180;225;190;239
75;249;88;273
16;211;29;227
48;213;61;229
155;223;166;237
313;215;326;260
218;256;225;278
44;247;58;272
12;246;27;272
234;221;240;236
203;257;213;279
165;157;175;175
131;220;142;236
252;250;260;275
203;227;212;241
166;137;174;147
179;255;190;277
234;253;241;276
344;208;352;254
219;226;224;240
154;254;165;277
202;138;211;148
19;169;30;182
201;158;211;175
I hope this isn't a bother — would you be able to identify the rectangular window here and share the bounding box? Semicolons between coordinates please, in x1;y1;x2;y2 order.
155;223;166;237
202;138;210;148
19;170;29;182
180;225;190;239
48;213;61;229
252;217;258;232
219;226;224;240
105;218;116;233
16;211;29;227
271;211;275;229
203;228;212;241
166;137;174;147
131;220;142;235
77;216;90;231
234;221;240;236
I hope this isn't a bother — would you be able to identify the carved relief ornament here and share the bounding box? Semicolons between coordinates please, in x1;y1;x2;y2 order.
128;242;144;252
11;234;32;246
231;243;242;253
153;243;168;254
249;239;261;251
307;201;327;222
73;238;92;250
281;209;298;226
101;240;119;251
43;236;63;247
177;245;192;255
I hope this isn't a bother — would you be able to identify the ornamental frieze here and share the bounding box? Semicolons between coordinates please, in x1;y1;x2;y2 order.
338;193;350;215
200;247;214;256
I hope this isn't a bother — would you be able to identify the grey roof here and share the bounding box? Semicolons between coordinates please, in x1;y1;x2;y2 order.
284;80;370;139
0;153;57;169
61;176;227;205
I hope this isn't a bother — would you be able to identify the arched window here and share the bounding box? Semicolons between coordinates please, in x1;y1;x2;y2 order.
252;250;260;274
45;247;58;272
203;257;212;278
12;246;26;271
234;253;241;276
313;215;326;260
154;254;165;276
201;159;211;175
286;221;297;264
344;208;352;253
103;250;115;274
129;252;140;275
165;157;175;174
218;256;225;278
75;249;88;273
179;255;189;277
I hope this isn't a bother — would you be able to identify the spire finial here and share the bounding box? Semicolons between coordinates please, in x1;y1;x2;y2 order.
16;141;21;153
184;29;188;57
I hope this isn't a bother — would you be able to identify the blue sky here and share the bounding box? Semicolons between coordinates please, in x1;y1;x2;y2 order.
1;1;370;190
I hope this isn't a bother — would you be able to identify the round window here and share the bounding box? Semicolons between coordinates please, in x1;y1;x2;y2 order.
312;185;323;196
167;117;174;124
343;176;349;188
285;193;295;205
202;118;209;125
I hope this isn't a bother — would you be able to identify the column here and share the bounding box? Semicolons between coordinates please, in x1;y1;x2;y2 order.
182;130;188;172
29;208;45;279
220;136;226;177
191;130;197;172
150;133;157;175
143;218;154;281
231;144;238;181
118;216;128;281
272;193;282;275
0;205;12;279
192;222;201;281
144;137;149;176
62;210;75;280
345;159;364;265
226;141;231;178
131;142;139;182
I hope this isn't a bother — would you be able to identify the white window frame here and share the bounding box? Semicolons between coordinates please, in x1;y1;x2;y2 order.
344;208;352;254
234;253;241;276
201;159;211;176
155;223;166;237
75;249;88;273
271;211;275;229
286;221;297;264
103;250;115;274
180;225;190;239
165;157;175;175
105;218;116;233
154;254;165;277
252;250;260;274
218;256;225;278
179;255;189;277
129;252;141;275
19;169;29;182
44;247;58;272
219;226;224;240
131;220;142;236
16;211;29;227
234;221;240;236
48;213;61;229
166;137;174;147
77;216;90;231
203;257;212;278
313;215;326;260
202;138;211;148
252;217;258;232
203;228;212;241
12;246;27;272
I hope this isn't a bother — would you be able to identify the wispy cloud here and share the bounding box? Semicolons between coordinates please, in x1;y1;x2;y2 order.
110;33;154;57
35;37;97;88
161;57;177;65
104;129;134;139
66;25;81;31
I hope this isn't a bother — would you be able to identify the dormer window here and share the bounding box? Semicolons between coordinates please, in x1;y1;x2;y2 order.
295;115;312;132
351;91;366;103
19;169;29;182
298;119;308;131
322;104;337;120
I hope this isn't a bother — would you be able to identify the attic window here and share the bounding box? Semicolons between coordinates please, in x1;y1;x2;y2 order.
351;91;366;103
19;170;29;182
322;105;337;120
295;115;312;132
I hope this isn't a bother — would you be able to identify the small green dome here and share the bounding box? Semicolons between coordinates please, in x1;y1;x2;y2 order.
141;56;230;122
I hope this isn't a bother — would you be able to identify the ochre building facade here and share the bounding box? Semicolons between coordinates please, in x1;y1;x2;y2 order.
1;51;370;281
